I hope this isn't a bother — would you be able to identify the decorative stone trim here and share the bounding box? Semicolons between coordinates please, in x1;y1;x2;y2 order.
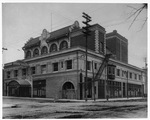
104;33;106;55
95;30;99;53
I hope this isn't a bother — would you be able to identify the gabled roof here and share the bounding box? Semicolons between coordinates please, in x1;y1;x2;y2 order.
23;22;105;49
48;25;71;40
23;37;40;49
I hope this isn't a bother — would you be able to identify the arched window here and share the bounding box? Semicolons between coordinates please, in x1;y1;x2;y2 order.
60;41;68;50
41;46;48;55
62;82;74;90
50;44;57;52
33;48;39;57
26;51;31;58
62;82;75;99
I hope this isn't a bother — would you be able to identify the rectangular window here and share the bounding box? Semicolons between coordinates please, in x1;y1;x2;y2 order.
139;75;141;80
112;67;115;74
130;72;132;79
61;62;63;68
94;63;97;70
66;60;72;69
126;71;128;78
22;68;26;76
53;62;58;71
14;70;18;77
100;42;103;52
122;70;124;77
31;66;36;74
87;61;91;70
117;69;120;76
41;65;46;74
108;67;111;74
7;71;10;78
135;74;137;80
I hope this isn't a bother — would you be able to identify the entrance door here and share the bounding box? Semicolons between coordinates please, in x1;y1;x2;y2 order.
87;78;92;98
8;82;30;97
98;80;105;99
33;80;46;98
62;82;75;99
9;86;19;96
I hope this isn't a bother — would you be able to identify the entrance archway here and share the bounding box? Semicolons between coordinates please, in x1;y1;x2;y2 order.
8;80;31;97
62;82;75;99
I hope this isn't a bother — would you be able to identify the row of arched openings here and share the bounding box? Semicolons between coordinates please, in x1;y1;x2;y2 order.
26;41;68;58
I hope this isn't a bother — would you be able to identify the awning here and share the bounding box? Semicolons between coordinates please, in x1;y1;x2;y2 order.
8;80;31;87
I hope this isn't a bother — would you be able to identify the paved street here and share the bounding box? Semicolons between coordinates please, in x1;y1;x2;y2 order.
3;97;147;118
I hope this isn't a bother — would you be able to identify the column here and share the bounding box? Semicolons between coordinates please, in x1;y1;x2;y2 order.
121;82;123;98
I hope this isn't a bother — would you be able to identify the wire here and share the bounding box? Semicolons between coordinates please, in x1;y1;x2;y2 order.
3;4;147;61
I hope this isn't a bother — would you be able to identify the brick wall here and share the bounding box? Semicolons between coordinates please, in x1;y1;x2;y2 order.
46;74;78;99
106;37;128;63
71;31;95;51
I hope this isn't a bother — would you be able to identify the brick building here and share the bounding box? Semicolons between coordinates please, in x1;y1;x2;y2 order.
3;21;146;99
106;30;128;63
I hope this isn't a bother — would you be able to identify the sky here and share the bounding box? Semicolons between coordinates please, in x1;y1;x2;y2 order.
2;2;148;68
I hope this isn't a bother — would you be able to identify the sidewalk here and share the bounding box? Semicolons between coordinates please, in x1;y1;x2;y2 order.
3;96;146;108
3;96;145;103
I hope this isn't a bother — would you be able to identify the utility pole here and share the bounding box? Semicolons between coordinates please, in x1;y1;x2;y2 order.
82;12;92;102
92;61;95;101
106;65;109;101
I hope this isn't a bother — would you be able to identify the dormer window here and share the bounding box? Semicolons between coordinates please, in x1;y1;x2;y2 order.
41;46;48;55
50;44;57;52
60;41;68;50
33;48;39;57
26;51;31;58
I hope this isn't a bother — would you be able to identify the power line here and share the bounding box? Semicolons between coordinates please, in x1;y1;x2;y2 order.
4;5;105;49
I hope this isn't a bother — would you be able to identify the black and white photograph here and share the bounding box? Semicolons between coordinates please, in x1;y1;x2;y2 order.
2;0;148;119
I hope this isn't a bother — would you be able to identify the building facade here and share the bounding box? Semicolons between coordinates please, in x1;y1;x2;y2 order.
3;21;145;99
106;30;128;63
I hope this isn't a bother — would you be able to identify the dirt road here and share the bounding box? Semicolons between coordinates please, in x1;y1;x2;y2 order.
3;97;147;118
